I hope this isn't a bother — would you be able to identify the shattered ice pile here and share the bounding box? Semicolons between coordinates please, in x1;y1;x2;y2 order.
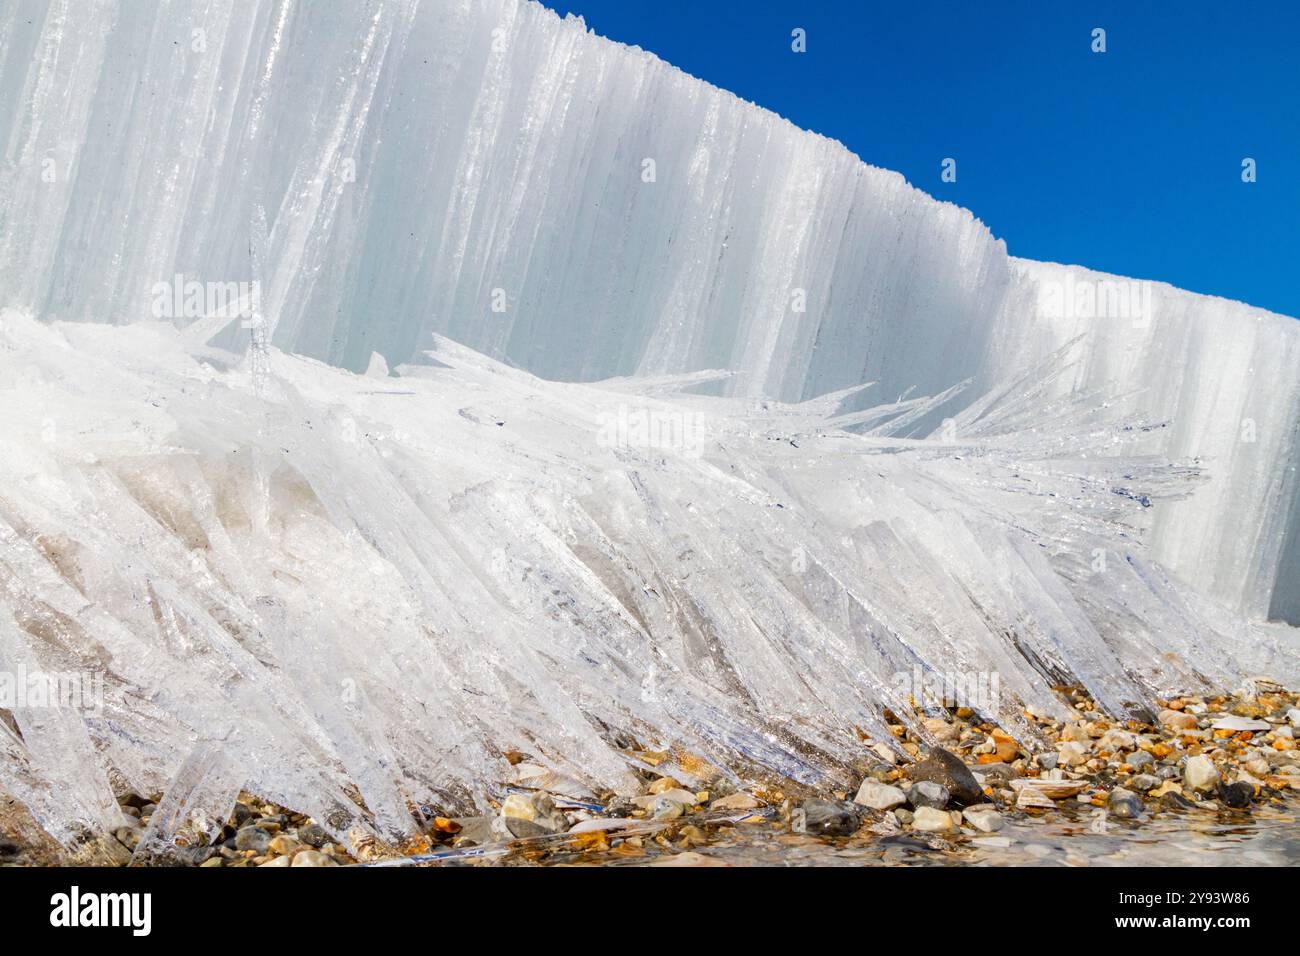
1;310;1296;850
2;0;1298;621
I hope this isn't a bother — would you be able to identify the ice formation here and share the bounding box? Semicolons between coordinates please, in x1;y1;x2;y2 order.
0;0;1298;850
2;309;1294;850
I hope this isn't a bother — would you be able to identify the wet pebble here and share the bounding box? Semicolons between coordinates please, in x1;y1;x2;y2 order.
291;849;337;867
1127;750;1154;772
297;824;329;847
906;748;983;806
1183;754;1220;792
907;780;950;809
1217;781;1253;809
1107;788;1143;819
234;826;274;853
911;806;953;832
800;799;863;837
854;780;906;811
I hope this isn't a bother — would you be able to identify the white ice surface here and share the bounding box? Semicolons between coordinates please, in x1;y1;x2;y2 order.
1;0;1296;620
0;310;1295;848
0;0;1298;847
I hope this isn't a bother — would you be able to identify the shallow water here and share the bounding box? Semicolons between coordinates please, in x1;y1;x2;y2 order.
486;799;1300;868
638;803;1300;867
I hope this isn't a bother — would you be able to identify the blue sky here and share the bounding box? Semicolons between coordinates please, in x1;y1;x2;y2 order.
543;1;1300;318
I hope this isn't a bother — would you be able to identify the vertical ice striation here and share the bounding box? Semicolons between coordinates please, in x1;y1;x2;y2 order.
2;0;1296;620
0;309;1295;849
0;0;1299;847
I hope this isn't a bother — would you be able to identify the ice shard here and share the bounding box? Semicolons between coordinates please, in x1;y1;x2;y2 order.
0;0;1298;846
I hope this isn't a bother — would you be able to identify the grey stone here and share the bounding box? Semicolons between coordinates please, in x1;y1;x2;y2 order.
906;748;983;806
800;799;864;837
907;780;951;809
1128;773;1160;791
234;826;274;853
297;823;330;847
853;780;906;811
1127;750;1154;772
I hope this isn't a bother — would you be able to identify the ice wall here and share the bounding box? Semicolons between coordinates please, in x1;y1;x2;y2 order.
2;309;1295;848
0;0;1297;620
986;262;1300;623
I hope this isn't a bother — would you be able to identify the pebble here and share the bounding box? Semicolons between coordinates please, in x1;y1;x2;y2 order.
974;763;1017;785
1287;709;1300;729
906;780;950;809
800;799;863;837
290;850;337;867
1035;752;1059;771
1210;715;1270;732
1161;790;1197;811
502;792;570;837
1128;773;1160;792
647;776;683;795
1099;730;1137;751
297;824;329;847
632;788;697;809
1107;788;1144;819
1010;778;1089;799
1057;741;1088;767
1016;787;1056;809
911;806;954;832
1159;709;1199;731
257;855;292;867
905;748;984;806
1126;750;1154;772
268;835;300;855
853;780;906;811
651;796;684;821
234;826;274;853
709;791;760;812
1183;754;1220;792
603;796;639;818
570;818;639;833
1217;781;1253;809
961;806;1004;832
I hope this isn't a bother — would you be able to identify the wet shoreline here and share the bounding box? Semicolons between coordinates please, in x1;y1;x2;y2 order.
4;684;1298;867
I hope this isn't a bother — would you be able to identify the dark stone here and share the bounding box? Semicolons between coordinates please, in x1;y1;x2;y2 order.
906;780;950;809
177;846;216;865
800;799;864;838
1217;781;1253;809
234;825;273;853
1107;789;1144;819
1161;790;1197;811
906;748;984;806
297;823;330;847
604;797;639;818
0;838;20;858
